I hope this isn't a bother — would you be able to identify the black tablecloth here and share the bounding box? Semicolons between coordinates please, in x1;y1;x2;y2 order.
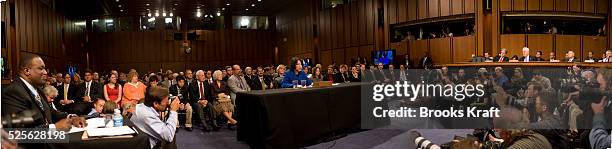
236;83;372;149
47;128;150;149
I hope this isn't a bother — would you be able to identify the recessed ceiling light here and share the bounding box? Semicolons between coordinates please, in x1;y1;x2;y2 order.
146;8;150;11
169;12;174;17
174;3;178;6
115;0;119;2
196;11;202;17
162;12;167;17
118;5;122;8
145;3;150;6
245;8;249;10
120;9;123;12
251;4;255;7
222;7;225;10
155;12;159;17
226;3;230;6
172;8;176;10
258;0;261;1
147;13;152;17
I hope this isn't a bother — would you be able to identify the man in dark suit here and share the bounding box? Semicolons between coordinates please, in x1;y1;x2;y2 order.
170;76;193;131
334;65;350;83
251;67;271;90
73;69;103;115
189;70;218;132
419;52;434;69
55;73;78;113
494;48;510;62
243;67;257;89
386;64;399;82
1;54;85;129
519;47;536;62
563;51;580;62
534;51;546;61
77;69;102;102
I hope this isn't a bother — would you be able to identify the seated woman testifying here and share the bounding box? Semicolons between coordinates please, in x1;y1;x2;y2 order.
281;57;313;88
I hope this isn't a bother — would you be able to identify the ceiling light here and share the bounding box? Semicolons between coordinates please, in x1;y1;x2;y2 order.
245;8;249;11
120;9;123;12
145;3;150;6
174;3;179;6
115;0;119;2
251;4;255;7
204;14;209;18
169;12;174;17
105;19;114;23
222;8;225;10
146;8;150;11
118;5;122;8
196;11;202;17
216;12;221;16
226;3;230;6
155;12;159;17
147;13;152;17
258;0;261;1
162;12;167;17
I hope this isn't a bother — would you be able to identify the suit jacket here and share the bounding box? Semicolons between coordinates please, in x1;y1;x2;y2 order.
169;84;190;104
348;73;361;82
189;80;211;103
386;70;399;81
419;56;433;68
333;72;349;83
534;57;546;61
54;83;78;112
250;76;271;90
76;81;102;102
494;56;509;62
244;75;257;89
227;75;251;102
563;57;580;62
519;56;536;62
2;78;65;128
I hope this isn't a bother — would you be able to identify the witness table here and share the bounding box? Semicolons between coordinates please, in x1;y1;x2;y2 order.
48;128;150;149
236;83;371;149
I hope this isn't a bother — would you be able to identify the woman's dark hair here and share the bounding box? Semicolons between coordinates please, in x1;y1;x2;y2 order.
149;75;159;82
289;57;301;71
144;86;170;107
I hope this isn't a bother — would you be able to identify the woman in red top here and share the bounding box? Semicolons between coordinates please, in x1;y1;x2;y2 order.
104;73;122;105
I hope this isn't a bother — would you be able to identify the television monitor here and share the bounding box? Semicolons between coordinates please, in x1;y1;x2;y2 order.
372;49;395;65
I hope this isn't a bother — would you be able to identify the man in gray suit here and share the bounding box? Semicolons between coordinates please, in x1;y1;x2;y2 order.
227;65;251;105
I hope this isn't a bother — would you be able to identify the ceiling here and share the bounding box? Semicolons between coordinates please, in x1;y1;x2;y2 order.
57;0;297;19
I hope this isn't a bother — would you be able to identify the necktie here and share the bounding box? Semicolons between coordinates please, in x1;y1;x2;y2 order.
199;82;204;100
64;85;68;100
34;94;44;111
524;56;529;62
499;57;503;62
86;82;90;96
260;78;266;90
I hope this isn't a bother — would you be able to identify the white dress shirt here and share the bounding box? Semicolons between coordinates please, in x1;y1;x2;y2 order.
130;104;178;148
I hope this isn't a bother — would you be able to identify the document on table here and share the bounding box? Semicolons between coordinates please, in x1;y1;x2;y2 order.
86;126;136;137
68;118;109;133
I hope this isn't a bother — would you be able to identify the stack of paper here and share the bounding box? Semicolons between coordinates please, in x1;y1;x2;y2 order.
86;126;136;137
68;118;110;133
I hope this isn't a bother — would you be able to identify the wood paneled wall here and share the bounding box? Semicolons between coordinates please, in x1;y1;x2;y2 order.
5;0;86;77
90;30;276;73
400;36;475;65
276;0;378;67
500;0;606;13
387;0;477;25
499;34;607;60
